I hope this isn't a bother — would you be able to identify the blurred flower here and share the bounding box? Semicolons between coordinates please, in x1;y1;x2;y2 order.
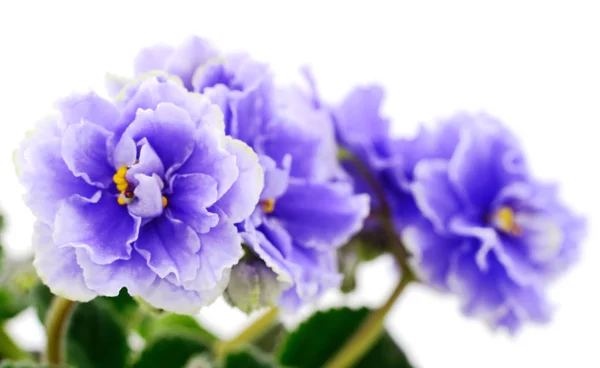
124;36;370;310
334;95;586;332
16;75;263;313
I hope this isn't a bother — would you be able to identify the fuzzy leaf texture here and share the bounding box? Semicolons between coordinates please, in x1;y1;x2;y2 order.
278;307;413;368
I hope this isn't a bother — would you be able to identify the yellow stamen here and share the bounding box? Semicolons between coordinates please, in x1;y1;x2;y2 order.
162;196;168;208
494;206;521;236
116;182;128;192
113;166;130;204
260;198;275;214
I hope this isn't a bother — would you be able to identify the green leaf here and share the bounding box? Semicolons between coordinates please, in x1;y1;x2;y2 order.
65;300;129;368
0;259;37;320
97;288;139;328
224;347;278;368
0;362;68;368
29;283;53;323
253;323;287;354
131;334;210;368
138;314;217;344
278;307;413;368
183;354;215;368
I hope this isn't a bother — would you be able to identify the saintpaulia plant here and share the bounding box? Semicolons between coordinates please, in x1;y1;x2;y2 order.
334;88;586;332
120;36;370;312
4;34;589;368
15;75;263;313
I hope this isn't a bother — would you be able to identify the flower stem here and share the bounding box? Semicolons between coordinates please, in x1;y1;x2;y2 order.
324;274;413;368
0;323;31;361
45;297;75;365
215;308;279;359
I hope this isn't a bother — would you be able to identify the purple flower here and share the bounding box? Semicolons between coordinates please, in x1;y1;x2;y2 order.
125;36;370;310
16;75;263;313
334;91;586;332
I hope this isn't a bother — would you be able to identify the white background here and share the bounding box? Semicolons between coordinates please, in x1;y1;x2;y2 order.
1;1;599;367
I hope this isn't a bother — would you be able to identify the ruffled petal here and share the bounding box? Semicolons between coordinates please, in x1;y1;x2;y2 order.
62;120;114;188
129;174;164;219
32;221;96;301
125;142;165;186
273;179;369;250
177;124;238;197
56;91;120;131
259;154;290;201
241;217;294;284
124;103;195;174
18;137;97;224
53;191;141;264
279;246;341;310
76;248;156;297
138;272;228;314
263;88;341;181
213;138;263;223
402;219;460;290
118;77;220;133
134;44;175;75
333;85;390;150
164;36;219;90
168;173;219;233
411;159;463;232
448;114;528;210
134;215;200;283
184;216;243;292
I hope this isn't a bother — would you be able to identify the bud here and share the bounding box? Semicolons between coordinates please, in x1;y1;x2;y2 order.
224;257;284;314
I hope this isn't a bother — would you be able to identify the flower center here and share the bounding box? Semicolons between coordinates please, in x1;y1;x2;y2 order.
492;206;521;236
113;165;167;208
260;198;275;214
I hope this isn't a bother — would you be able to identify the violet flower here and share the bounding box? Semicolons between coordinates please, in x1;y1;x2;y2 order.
334;90;586;332
16;75;263;313
127;36;370;310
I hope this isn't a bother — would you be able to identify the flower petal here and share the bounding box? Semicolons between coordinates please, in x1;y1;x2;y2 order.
62;120;114;188
183;215;243;292
448;114;528;210
125;142;165;186
124;103;195;174
167;173;219;233
53;191;140;264
279;246;341;309
76;248;156;297
403;219;460;290
411;159;463;232
18;137;97;224
164;36;219;90
213;138;263;223
118;77;219;133
129;174;164;219
134;44;175;75
56;91;121;131
134;215;200;283
273;179;369;250
259;154;290;201
178;124;238;197
138;272;228;314
32;221;96;301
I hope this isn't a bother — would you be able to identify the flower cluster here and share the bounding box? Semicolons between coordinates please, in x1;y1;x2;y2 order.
333;90;586;332
17;37;369;314
16;36;586;332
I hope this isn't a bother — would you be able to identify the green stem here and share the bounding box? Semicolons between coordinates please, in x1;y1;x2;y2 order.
45;297;75;365
0;323;30;361
215;308;279;359
324;274;413;368
339;148;413;273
